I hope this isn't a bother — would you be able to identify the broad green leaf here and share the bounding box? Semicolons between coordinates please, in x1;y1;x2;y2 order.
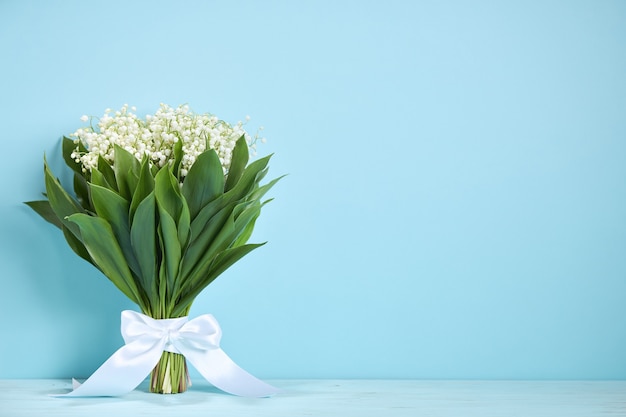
130;192;158;307
232;200;272;248
97;155;118;192
189;193;228;240
90;184;141;277
158;204;181;299
24;200;63;229
172;139;183;176
231;214;257;247
231;201;263;243
171;243;265;317
62;224;94;266
90;167;114;191
178;156;279;283
184;201;264;287
178;199;191;249
130;156;155;222
32;160;93;266
181;203;260;290
247;175;285;203
232;198;252;219
193;210;236;268
253;167;269;187
73;173;92;211
157;255;167;318
224;136;249;192
208;242;266;286
185;154;273;238
155;166;182;220
222;155;272;204
178;202;235;282
44;159;84;238
62;136;87;176
113;144;140;201
67;213;145;309
176;212;235;299
181;149;224;221
155;165;190;247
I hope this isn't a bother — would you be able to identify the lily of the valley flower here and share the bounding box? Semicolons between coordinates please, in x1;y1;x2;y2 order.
70;103;264;176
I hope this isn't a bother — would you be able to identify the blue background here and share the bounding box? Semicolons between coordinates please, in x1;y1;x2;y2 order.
1;0;625;380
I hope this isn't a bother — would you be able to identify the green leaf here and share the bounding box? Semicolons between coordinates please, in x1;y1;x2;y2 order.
177;155;280;286
172;139;183;177
150;162;160;177
188;194;228;240
181;149;224;221
181;202;261;290
178;200;191;249
90;167;114;190
62;136;87;176
231;200;264;243
62;224;94;266
90;184;141;277
24;200;63;229
209;242;266;285
178;202;235;282
224;135;249;192
113;144;140;201
157;252;167;317
130;192;158;307
232;200;272;247
155;166;182;220
171;243;265;317
67;213;145;309
97;155;118;192
247;175;285;203
185;154;273;237
44;158;84;238
223;155;272;203
130;156;155;222
193;210;236;268
155;165;190;247
175;208;237;300
31;159;94;267
158;204;181;301
73;173;92;211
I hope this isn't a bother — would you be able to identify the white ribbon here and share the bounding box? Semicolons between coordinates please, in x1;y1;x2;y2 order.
57;310;281;397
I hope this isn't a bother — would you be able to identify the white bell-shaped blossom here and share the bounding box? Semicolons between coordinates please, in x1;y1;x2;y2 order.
70;104;262;176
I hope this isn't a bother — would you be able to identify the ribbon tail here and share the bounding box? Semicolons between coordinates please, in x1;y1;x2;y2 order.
54;339;165;397
184;348;282;397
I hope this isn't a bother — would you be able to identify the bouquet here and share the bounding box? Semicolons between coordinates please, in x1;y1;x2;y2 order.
26;104;281;394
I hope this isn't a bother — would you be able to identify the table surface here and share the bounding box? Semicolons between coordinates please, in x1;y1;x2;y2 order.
1;379;626;417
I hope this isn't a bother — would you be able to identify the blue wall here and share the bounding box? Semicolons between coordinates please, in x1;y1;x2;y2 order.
1;0;625;379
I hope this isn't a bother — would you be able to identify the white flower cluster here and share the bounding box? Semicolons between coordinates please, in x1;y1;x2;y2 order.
70;104;263;176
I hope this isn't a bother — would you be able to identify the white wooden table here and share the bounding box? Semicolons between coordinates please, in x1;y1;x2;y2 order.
1;379;625;416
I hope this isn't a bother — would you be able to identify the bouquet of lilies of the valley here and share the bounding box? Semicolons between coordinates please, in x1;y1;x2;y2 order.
27;104;281;394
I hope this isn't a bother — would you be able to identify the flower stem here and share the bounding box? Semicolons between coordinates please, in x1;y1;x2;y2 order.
150;351;189;394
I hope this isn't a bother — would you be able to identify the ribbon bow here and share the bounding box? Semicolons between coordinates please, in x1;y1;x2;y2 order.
58;310;280;397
